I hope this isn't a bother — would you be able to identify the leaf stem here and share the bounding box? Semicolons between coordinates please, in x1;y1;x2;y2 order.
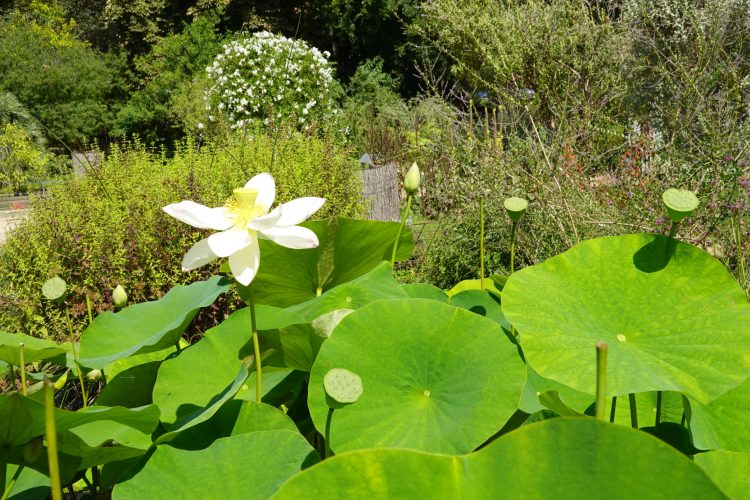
324;407;334;459
0;464;23;500
44;379;62;500
65;308;87;408
391;195;413;270
18;343;26;396
479;198;485;289
595;342;608;421
628;393;638;428
248;283;262;403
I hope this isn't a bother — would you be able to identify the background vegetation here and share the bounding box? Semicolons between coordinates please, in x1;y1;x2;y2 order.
0;0;747;342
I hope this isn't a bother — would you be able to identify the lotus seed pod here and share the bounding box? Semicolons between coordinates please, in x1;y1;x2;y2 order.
42;276;67;303
662;188;699;223
404;162;420;195
504;197;529;222
112;284;128;308
324;368;363;405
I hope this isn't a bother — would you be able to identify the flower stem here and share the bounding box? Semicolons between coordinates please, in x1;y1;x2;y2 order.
44;378;62;500
668;221;680;239
18;343;26;396
479;198;485;289
248;283;262;403
509;220;518;274
85;295;93;325
391;194;413;270
324;407;334;459
628;393;639;428
65;309;88;408
595;342;608;421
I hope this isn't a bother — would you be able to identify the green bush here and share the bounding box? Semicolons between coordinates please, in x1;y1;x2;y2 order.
0;129;365;341
0;3;124;148
0;122;50;194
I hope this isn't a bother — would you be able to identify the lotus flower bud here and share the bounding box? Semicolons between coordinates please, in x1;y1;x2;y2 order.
86;369;103;381
504;197;529;222
662;188;699;223
404;162;420;195
112;285;128;308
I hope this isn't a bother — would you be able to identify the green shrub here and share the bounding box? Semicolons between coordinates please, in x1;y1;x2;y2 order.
0;122;50;194
0;3;124;148
0;129;365;341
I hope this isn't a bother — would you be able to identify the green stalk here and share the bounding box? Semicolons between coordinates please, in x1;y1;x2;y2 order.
1;465;23;500
595;342;608;421
248;283;262;403
667;221;680;239
324;407;334;459
18;343;26;396
44;379;62;500
85;295;93;325
655;391;662;427
65;309;88;408
628;393;639;428
390;194;413;270
479;198;485;289
509;220;518;274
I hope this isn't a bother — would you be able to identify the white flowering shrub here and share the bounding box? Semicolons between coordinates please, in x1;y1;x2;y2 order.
205;31;339;129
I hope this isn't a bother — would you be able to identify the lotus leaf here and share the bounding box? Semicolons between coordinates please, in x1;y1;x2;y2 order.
308;299;526;454
502;234;750;404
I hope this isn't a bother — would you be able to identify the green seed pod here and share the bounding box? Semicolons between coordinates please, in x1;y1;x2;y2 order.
504;197;529;222
42;276;67;303
112;284;128;308
324;368;363;405
404;162;420;195
662;188;699;223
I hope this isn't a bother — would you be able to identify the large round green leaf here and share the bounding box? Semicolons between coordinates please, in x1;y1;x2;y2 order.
79;276;231;369
689;376;750;452
308;299;526;454
113;431;318;499
502;234;750;404
273;418;723;498
695;451;750;498
253;217;414;307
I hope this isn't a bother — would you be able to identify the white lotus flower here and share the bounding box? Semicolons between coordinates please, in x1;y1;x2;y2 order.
163;173;325;286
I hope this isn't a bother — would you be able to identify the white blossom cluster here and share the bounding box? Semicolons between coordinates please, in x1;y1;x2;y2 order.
205;31;338;129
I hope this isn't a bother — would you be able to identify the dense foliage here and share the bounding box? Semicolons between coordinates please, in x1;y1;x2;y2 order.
0;131;364;341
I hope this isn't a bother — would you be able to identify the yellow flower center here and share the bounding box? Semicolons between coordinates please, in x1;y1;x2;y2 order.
226;187;267;229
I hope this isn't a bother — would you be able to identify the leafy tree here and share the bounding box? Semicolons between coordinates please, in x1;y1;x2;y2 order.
0;3;125;149
114;10;231;144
